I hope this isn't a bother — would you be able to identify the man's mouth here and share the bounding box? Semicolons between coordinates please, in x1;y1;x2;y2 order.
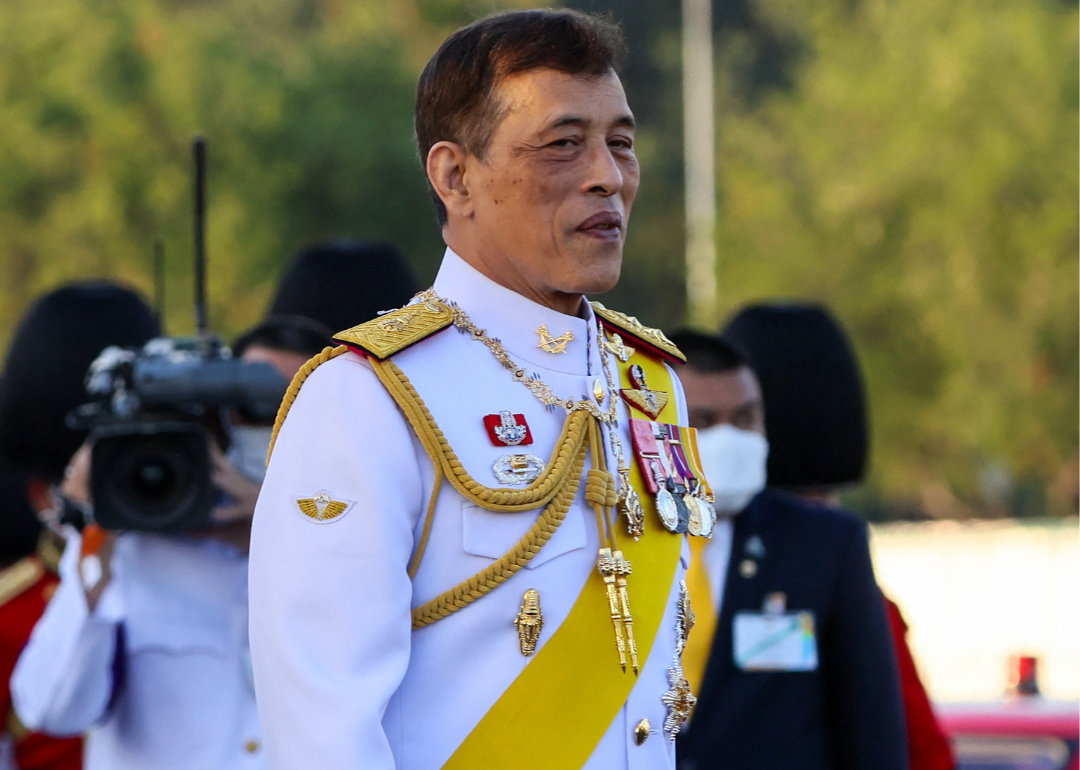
577;211;624;242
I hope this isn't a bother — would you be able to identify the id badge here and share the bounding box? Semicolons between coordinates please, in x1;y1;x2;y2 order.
733;606;818;672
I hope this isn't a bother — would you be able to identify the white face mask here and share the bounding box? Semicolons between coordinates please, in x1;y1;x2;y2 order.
695;424;769;515
227;425;274;482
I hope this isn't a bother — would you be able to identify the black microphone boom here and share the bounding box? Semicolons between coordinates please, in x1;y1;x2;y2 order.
192;135;208;339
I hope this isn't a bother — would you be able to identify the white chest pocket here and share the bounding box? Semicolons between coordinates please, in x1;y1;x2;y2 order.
462;502;587;569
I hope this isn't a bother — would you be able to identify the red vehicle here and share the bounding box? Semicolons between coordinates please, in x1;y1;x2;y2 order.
938;658;1079;770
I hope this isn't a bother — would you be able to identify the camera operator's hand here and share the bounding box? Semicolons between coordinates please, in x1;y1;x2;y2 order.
64;443;117;611
198;445;260;555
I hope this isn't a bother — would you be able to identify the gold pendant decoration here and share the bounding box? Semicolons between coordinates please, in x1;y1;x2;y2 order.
603;332;636;363
661;664;697;741
536;324;574;354
592;378;606;404
597;548;639;674
514;588;544;656
295;490;353;524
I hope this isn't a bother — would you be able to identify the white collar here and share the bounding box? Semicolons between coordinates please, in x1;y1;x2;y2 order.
431;248;600;376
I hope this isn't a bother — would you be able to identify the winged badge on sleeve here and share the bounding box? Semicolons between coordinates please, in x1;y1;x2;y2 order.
295;491;354;524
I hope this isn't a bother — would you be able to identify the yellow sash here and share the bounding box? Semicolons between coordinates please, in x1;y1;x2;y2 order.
443;350;683;770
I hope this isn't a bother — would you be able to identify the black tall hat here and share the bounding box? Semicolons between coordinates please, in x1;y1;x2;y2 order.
721;302;868;489
268;240;420;335
0;437;40;562
0;282;161;483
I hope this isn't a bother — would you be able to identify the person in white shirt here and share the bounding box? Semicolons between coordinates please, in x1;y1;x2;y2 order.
10;317;330;770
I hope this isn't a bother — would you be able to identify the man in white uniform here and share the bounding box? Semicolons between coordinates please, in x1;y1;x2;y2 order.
249;9;716;770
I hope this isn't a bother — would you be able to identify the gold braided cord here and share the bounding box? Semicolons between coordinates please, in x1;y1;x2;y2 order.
267;345;350;462
407;470;443;580
263;343;611;631
369;358;591;513
411;440;588;628
364;357;613;630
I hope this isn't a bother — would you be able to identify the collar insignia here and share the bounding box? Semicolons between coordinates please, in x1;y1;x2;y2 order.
536;324;574;355
296;491;354;524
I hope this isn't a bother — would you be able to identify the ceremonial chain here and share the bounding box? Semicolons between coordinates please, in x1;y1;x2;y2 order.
417;289;618;425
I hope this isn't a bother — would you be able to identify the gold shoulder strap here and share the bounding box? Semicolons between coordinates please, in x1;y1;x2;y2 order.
333;300;455;361
590;301;687;365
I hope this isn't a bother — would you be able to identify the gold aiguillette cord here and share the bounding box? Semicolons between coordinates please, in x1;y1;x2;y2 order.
588;417;639;675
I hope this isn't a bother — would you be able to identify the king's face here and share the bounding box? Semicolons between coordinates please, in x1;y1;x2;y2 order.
467;67;640;303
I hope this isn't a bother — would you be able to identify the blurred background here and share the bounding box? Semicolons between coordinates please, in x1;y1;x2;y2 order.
0;0;1076;703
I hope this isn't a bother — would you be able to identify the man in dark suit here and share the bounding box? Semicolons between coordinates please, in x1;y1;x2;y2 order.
672;325;908;770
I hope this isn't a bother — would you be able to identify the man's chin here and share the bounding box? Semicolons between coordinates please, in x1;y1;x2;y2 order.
563;262;622;297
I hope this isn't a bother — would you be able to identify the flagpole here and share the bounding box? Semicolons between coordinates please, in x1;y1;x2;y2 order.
682;0;717;325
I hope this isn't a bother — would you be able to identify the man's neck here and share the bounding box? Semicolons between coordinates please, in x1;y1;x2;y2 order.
444;234;585;318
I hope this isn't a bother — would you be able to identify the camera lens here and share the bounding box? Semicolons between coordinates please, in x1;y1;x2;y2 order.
90;422;213;532
131;455;179;505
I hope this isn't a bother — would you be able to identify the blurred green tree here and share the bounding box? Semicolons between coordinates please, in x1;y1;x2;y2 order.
708;0;1078;516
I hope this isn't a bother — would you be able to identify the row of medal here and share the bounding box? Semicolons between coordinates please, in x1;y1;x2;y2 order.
480;364;718;538
629;417;716;538
620;362;717;539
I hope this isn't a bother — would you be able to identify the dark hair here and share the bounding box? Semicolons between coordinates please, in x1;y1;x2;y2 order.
0;282;160;483
721;302;869;490
415;9;627;225
233;316;334;360
669;329;750;375
268;239;419;334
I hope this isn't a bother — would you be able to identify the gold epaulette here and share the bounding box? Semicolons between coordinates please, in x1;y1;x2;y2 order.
333;300;455;361
590;302;686;365
0;556;44;608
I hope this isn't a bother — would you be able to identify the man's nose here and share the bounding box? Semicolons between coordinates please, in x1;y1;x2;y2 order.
583;143;623;197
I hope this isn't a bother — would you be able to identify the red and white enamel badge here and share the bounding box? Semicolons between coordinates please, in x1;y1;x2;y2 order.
483;411;533;447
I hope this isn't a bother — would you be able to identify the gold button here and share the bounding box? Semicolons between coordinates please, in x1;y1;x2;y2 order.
739;559;757;579
634;718;651;746
244;740;260;754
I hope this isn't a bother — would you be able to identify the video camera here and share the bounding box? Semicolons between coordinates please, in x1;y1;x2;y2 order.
69;136;287;533
72;338;286;532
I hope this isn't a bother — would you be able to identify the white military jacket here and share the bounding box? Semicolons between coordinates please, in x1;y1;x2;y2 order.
248;249;691;770
11;532;262;770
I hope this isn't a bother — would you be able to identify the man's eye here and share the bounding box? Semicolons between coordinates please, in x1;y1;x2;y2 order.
549;138;578;148
610;138;634;150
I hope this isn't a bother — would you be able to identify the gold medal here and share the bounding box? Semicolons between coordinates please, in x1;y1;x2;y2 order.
685;493;704;537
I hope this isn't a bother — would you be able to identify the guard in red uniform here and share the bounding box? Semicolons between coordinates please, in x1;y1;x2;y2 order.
0;283;162;770
0;457;81;770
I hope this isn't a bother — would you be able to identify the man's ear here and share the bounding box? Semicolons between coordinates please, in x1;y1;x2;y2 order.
426;141;474;220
